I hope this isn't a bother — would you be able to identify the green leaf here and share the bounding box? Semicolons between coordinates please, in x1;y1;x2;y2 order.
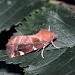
24;46;75;75
0;0;47;32
1;4;75;75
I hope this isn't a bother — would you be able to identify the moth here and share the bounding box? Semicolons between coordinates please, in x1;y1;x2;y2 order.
6;26;59;58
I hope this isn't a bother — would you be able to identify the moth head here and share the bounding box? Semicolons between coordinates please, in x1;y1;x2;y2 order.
52;32;58;40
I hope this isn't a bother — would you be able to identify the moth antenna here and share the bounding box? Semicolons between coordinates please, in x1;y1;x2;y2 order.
48;25;50;31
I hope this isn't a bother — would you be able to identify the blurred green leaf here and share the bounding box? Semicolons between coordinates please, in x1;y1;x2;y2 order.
1;4;75;75
24;46;75;75
0;0;48;32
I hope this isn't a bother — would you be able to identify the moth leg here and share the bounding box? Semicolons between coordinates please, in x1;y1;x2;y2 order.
51;40;60;48
41;46;45;58
41;42;49;58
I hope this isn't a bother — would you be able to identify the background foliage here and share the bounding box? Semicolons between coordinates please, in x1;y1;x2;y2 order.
0;0;75;75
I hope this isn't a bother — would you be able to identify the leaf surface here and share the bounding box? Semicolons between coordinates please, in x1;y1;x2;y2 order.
0;0;47;32
1;4;75;75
